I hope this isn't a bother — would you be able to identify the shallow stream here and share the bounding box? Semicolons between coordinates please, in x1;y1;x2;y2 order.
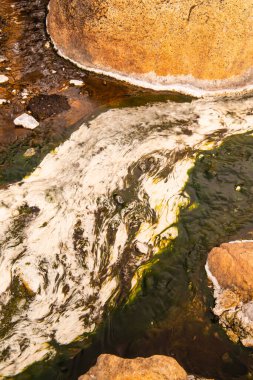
1;2;253;380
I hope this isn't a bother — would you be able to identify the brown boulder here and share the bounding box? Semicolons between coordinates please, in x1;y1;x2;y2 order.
47;0;253;94
78;354;187;380
207;242;253;302
206;241;253;346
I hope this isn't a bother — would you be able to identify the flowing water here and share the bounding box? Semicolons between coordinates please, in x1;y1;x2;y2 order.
1;97;253;380
2;1;253;380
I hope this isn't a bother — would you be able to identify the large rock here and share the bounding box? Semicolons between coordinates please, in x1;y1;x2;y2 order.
78;354;212;380
206;241;253;346
79;355;187;380
47;0;253;95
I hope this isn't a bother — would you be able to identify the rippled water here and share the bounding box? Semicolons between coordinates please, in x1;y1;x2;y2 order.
1;96;253;379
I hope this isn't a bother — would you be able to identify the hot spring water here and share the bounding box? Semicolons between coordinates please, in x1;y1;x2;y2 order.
1;96;253;378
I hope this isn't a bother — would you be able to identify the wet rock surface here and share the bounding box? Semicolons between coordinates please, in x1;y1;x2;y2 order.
78;354;213;380
206;241;253;347
0;2;153;134
48;0;253;94
79;354;188;380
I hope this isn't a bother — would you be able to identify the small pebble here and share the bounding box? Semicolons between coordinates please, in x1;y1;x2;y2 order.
114;195;124;205
0;75;9;84
0;99;9;105
23;148;36;158
222;352;232;363
14;113;39;130
0;55;7;63
235;185;241;192
135;241;149;254
21;89;29;99
69;79;84;87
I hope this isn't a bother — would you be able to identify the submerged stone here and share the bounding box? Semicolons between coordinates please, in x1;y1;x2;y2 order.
27;94;70;121
0;75;9;84
0;99;8;105
48;0;253;96
23;148;36;158
69;79;84;86
0;56;7;63
206;241;253;347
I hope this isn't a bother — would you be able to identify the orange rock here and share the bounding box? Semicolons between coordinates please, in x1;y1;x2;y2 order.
48;0;253;94
207;242;253;302
206;241;253;347
78;354;188;380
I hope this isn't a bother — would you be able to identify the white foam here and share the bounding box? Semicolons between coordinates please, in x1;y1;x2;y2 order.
205;263;221;293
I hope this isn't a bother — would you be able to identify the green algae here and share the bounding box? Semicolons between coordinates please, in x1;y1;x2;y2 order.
0;276;34;343
0;133;63;186
3;203;40;247
0;204;40;345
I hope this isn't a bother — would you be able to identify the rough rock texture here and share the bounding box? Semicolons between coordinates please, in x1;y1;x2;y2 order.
78;354;213;380
206;241;253;346
79;355;187;380
47;0;253;94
